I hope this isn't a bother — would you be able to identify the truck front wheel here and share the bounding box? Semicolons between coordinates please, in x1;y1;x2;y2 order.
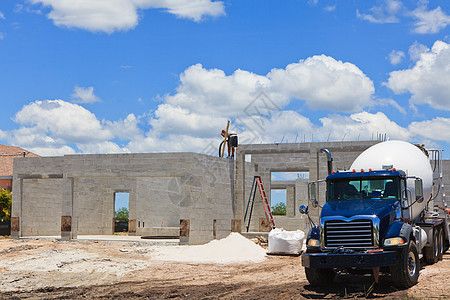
304;267;335;286
391;240;419;288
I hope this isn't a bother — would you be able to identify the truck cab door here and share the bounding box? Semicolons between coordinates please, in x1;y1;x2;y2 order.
401;179;410;219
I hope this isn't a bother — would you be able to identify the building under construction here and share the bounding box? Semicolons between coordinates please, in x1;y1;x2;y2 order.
10;140;450;244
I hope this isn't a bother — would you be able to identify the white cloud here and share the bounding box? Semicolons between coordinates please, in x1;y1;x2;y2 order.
150;104;228;138
0;129;7;140
164;64;272;118
5;100;145;156
14;4;42;14
6;56;448;156
144;0;225;21
2;98;445;157
357;0;402;24
149;57;374;146
375;98;406;114
324;5;336;12
0;10;5;19
77;141;129;154
357;1;450;35
0;33;5;40
408;41;429;61
30;0;225;33
388;50;405;65
409;117;450;142
12;100;112;145
411;6;450;34
268;55;374;112
1;55;372;155
386;40;450;111
319;111;411;142
30;145;76;156
71;86;101;103
104;114;142;140
234;110;314;144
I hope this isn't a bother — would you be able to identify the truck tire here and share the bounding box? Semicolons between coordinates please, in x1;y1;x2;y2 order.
444;237;449;254
437;227;444;261
424;228;439;265
304;267;335;286
391;241;420;288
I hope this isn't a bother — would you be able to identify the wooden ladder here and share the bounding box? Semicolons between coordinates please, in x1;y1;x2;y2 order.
243;176;276;232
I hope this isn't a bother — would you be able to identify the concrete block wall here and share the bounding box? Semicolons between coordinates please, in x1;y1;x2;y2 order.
440;160;450;207
178;155;235;244
21;178;62;236
12;152;234;244
74;177;138;235
135;177;181;232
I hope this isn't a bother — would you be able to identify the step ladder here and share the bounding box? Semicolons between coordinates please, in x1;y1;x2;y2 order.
243;176;276;232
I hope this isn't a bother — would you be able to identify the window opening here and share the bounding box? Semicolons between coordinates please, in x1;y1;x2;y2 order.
271;189;286;216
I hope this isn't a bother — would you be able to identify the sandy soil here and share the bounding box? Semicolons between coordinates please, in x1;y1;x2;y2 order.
0;238;449;299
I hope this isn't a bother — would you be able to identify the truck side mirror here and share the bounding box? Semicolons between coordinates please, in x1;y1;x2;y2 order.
299;205;309;214
308;182;318;208
415;178;424;203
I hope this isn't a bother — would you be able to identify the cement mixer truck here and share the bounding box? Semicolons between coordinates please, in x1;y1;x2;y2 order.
300;141;450;288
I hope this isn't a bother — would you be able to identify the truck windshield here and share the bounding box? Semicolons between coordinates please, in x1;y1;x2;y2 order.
327;177;400;201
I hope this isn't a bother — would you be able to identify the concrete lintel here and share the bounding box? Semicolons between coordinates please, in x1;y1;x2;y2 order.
238;141;378;155
238;148;310;155
65;170;185;179
269;167;310;172
271;180;296;189
17;174;63;179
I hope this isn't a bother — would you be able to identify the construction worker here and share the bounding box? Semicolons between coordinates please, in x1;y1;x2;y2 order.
221;129;238;158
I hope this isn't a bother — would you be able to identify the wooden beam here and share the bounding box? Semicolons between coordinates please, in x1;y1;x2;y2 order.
221;120;230;158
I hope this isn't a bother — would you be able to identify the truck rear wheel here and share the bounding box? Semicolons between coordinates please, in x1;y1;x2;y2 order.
424;228;439;265
304;267;335;286
437;227;444;261
391;241;419;288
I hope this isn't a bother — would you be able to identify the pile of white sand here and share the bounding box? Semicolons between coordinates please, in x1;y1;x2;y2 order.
152;233;266;264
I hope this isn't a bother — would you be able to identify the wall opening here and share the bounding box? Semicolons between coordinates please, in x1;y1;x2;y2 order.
114;192;129;233
271;189;286;216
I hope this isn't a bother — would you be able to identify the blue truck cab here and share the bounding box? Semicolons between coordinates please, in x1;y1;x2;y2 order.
301;169;424;288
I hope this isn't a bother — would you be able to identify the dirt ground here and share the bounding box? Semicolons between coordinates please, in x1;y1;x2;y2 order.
0;237;449;299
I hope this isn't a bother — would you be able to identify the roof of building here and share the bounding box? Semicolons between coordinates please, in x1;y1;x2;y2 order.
0;145;40;177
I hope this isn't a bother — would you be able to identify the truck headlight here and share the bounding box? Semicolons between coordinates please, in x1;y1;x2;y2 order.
307;239;320;247
383;237;405;246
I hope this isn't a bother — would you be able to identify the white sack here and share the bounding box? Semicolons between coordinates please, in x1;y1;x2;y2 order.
267;228;305;254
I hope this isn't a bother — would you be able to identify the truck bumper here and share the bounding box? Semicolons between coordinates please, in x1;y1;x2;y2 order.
301;251;397;269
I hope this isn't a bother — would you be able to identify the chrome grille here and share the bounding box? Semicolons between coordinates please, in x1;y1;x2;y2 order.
324;219;373;248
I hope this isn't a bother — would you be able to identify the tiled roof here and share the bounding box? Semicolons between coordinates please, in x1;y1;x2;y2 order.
0;145;40;177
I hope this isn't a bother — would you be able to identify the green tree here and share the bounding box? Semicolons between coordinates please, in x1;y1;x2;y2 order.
271;202;286;215
115;207;129;221
0;189;12;221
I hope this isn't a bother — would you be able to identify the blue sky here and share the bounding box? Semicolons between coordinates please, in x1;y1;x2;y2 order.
0;0;450;157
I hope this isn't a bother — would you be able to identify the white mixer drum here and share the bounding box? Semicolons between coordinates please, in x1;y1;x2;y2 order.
350;140;433;219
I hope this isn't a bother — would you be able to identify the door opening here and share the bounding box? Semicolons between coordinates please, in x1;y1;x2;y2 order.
114;192;129;233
